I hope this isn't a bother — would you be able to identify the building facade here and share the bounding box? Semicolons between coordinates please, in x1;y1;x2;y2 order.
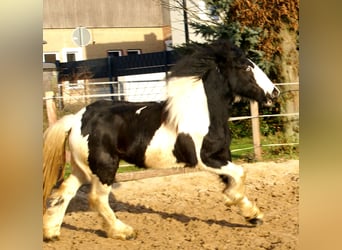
43;0;172;63
43;0;215;103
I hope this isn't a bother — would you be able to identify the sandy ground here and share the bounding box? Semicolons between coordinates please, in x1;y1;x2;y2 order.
43;160;299;249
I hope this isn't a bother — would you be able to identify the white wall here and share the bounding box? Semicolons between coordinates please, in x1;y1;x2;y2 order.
169;0;208;46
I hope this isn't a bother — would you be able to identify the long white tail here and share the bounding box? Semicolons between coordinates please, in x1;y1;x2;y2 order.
43;114;75;213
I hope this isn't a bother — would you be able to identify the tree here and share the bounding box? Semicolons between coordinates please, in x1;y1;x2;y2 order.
162;0;298;79
163;0;299;140
192;2;265;66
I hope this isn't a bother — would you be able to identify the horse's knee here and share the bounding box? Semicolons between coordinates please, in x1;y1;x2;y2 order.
219;164;246;199
223;193;244;206
223;162;246;182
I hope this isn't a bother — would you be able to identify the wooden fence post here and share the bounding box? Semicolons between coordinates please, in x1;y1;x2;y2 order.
45;91;57;126
44;91;71;163
250;101;262;161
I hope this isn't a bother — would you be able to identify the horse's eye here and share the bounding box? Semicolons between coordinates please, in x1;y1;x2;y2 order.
246;66;252;72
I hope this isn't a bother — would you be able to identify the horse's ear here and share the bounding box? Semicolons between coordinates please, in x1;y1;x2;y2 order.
210;39;247;68
208;39;232;65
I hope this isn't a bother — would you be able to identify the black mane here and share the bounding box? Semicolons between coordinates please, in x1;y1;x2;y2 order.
170;39;251;79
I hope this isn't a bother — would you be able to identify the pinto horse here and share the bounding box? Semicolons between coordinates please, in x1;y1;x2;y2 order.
43;39;280;241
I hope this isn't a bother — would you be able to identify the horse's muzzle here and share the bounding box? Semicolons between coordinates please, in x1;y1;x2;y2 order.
264;98;273;107
263;88;280;107
272;86;280;98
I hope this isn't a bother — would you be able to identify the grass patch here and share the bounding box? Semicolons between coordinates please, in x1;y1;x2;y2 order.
230;137;254;161
230;134;299;162
117;161;143;173
63;160;142;179
64;163;72;178
260;133;299;161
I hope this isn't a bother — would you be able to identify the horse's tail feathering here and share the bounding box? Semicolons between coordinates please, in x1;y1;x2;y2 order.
43;114;76;213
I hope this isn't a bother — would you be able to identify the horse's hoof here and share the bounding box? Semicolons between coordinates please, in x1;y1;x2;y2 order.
247;217;263;226
108;227;137;240
43;235;59;242
125;231;137;240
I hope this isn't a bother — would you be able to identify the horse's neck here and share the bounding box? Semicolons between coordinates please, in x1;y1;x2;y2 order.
202;71;232;127
164;76;210;135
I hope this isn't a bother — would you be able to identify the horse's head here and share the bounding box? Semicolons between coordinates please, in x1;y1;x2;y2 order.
214;41;280;106
229;59;280;106
246;59;280;106
170;39;280;106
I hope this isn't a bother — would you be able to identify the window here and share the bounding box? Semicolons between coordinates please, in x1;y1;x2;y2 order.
61;48;83;63
127;49;141;55
43;52;59;63
107;50;122;58
66;53;76;62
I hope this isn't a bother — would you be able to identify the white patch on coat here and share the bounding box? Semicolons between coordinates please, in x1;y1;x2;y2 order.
68;108;93;182
43;174;85;239
145;76;210;169
135;106;147;115
202;161;245;181
248;59;280;96
144;124;181;169
166;76;210;136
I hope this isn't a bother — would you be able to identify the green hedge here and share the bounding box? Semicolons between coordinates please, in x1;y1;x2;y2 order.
229;100;283;139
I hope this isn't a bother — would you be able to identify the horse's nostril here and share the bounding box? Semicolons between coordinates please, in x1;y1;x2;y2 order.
263;99;273;107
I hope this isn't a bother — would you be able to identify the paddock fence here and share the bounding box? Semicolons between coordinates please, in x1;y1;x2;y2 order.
43;79;299;169
229;82;299;155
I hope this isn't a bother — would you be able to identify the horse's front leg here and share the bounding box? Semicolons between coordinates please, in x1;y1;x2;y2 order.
203;162;263;225
220;162;263;225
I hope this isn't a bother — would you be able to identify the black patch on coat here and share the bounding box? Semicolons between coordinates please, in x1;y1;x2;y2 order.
46;196;64;208
219;174;231;185
200;69;233;168
173;133;198;167
170;40;263;169
81;100;165;185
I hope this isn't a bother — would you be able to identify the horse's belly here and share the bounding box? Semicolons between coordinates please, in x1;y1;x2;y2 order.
144;124;184;169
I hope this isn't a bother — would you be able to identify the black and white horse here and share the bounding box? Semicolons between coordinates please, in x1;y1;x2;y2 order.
43;39;280;241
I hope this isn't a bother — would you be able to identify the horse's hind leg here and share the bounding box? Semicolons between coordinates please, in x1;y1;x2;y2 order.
88;176;136;240
217;162;264;225
43;171;84;241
